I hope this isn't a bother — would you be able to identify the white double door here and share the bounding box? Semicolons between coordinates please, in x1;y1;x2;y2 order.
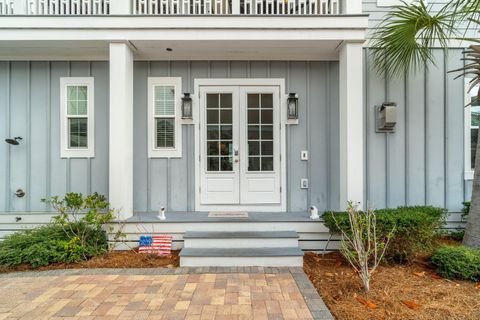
199;86;281;205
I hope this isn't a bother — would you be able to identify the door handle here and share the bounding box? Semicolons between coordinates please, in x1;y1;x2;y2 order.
234;149;239;163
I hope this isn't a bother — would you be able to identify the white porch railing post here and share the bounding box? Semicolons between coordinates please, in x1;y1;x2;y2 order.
110;0;131;14
109;42;134;219
338;41;364;210
13;0;27;14
232;0;240;14
343;0;362;14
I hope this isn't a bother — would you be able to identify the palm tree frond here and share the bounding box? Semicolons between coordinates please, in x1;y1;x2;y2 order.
370;0;458;77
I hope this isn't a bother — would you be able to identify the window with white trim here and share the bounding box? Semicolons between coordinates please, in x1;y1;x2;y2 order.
465;77;480;180
148;77;182;158
60;77;94;158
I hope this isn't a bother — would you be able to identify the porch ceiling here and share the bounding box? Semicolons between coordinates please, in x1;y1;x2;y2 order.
0;15;367;60
0;39;343;60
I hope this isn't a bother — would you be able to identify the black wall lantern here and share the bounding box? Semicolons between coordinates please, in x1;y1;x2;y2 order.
287;93;299;120
182;93;193;119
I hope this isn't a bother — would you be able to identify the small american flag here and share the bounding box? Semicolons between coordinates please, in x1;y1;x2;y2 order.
138;235;172;255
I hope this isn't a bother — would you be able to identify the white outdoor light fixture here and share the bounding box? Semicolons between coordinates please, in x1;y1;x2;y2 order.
287;93;299;120
376;102;397;133
182;93;193;119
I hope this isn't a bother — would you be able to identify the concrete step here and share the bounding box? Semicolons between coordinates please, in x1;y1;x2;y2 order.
179;247;304;267
183;231;299;248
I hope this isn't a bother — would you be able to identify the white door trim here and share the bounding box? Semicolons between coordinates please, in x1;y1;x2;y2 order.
194;78;287;212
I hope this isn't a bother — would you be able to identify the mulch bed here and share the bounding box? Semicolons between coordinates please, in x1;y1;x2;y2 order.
0;250;180;274
303;251;480;320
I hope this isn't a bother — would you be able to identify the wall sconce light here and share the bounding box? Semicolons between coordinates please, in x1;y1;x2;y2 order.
287;93;299;120
182;93;193;119
376;102;397;133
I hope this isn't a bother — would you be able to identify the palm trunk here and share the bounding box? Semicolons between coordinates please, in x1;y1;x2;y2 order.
463;86;480;248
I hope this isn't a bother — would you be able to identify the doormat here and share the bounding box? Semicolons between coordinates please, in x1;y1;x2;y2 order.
208;211;249;218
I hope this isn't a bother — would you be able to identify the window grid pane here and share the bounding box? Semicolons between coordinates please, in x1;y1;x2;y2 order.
247;93;274;172
156;118;175;148
155;86;175;116
67;85;88;116
68;118;88;149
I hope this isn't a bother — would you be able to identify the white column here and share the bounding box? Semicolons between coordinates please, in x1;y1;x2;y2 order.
343;0;362;14
110;0;132;14
13;0;28;14
338;41;364;210
109;43;134;219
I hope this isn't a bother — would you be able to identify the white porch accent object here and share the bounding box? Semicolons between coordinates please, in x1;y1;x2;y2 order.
109;42;134;219
338;41;364;209
59;77;95;158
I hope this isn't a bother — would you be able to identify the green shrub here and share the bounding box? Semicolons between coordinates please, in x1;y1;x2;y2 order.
0;223;107;268
431;246;480;281
0;192;114;268
462;201;470;219
447;229;465;241
324;206;446;264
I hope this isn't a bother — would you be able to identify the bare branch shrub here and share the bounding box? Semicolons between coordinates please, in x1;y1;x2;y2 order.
334;201;395;293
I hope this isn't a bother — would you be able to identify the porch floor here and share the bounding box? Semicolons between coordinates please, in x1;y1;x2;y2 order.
126;211;323;223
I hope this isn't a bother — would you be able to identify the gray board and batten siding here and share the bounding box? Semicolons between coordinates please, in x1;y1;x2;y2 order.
0;53;469;233
0;60;341;214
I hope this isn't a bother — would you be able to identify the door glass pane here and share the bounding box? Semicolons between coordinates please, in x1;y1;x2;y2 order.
261;157;274;171
248;110;259;124
248;94;260;108
207;110;219;124
261;110;273;124
206;92;233;172
220;94;232;108
207;141;219;155
248;125;260;139
247;93;274;172
220;141;232;156
220;125;232;139
207;157;219;171
221;157;233;171
207;94;219;108
261;125;273;139
248;157;260;171
248;141;260;156
207;125;219;139
261;94;273;108
220;110;232;123
261;141;273;156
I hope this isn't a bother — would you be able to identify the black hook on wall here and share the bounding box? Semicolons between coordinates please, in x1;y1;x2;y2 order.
5;137;23;145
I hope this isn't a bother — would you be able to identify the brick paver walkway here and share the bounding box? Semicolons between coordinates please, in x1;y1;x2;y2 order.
0;268;332;320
